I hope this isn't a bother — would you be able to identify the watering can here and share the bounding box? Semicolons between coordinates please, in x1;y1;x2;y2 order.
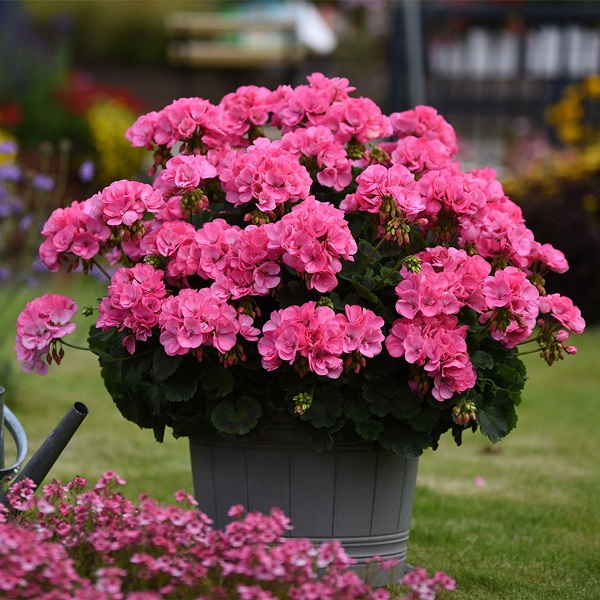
0;386;88;500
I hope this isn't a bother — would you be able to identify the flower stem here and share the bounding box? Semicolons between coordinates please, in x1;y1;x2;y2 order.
359;235;388;274
91;258;113;281
60;341;91;352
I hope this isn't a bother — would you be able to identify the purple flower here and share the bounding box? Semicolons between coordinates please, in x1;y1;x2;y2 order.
0;164;21;182
78;159;95;183
0;140;18;155
32;173;55;192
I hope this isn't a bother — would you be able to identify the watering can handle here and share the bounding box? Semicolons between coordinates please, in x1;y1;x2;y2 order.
0;406;28;480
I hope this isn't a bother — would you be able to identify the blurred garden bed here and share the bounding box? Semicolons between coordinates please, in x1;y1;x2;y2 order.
502;74;600;325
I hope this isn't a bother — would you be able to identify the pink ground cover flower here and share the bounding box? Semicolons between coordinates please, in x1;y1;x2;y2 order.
14;294;78;374
0;473;453;600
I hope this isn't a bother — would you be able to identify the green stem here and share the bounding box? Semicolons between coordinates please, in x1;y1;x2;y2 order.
373;256;407;290
60;340;91;352
517;347;544;357
359;235;388;275
91;258;113;281
516;337;540;347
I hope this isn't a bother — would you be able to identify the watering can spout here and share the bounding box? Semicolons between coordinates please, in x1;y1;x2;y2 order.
12;402;89;489
1;386;89;499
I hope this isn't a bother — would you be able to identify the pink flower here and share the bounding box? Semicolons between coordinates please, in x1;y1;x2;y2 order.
339;305;385;357
220;138;312;211
158;288;249;357
390;105;458;154
15;294;78;375
97;264;167;354
537;293;586;334
157;154;217;195
386;314;476;401
480;267;540;347
91;179;165;227
39;198;111;271
266;196;357;292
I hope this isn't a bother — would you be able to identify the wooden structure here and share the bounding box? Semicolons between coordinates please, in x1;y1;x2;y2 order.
165;11;308;70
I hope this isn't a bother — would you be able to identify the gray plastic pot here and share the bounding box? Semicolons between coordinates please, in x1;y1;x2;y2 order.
189;419;419;586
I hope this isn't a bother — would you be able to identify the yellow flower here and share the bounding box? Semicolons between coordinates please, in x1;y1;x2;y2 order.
86;100;146;186
0;129;17;165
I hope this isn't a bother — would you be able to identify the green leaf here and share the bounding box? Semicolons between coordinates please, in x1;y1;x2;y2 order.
301;387;343;428
307;428;335;452
355;419;383;442
201;367;235;398
152;348;183;381
386;424;431;458
475;391;518;444
351;279;379;303
362;377;400;417
390;389;422;420
275;280;313;308
362;377;399;403
343;396;372;422
408;404;443;432
358;239;381;261
471;350;494;370
164;377;198;403
210;396;262;435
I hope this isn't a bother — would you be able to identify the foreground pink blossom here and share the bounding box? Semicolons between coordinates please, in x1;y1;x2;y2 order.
0;473;455;600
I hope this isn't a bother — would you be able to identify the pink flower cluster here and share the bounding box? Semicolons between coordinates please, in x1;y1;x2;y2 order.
14;294;78;375
386;249;490;399
15;71;586;437
220;138;313;212
89;180;165;228
258;302;384;378
124;96;230;151
161;153;217;193
400;567;457;600
39;199;111;271
96;264;167;354
389;105;459;154
280;124;353;191
267;196;358;292
341;164;425;222
387;314;475;401
480;266;540;347
0;473;454;600
159;288;258;358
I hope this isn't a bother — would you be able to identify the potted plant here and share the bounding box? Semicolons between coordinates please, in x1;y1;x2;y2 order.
13;73;585;582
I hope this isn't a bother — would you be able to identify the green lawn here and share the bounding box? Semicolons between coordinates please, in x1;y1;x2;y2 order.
409;329;600;599
1;280;598;598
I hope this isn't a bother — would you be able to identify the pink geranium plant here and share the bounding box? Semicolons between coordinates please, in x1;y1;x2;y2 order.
0;472;455;599
14;72;584;455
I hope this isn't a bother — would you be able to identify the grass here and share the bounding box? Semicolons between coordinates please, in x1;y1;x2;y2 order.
410;330;600;599
0;277;192;500
1;279;599;598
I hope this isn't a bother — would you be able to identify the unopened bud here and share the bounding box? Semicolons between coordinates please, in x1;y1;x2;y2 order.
82;305;95;317
293;392;313;415
403;255;422;273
